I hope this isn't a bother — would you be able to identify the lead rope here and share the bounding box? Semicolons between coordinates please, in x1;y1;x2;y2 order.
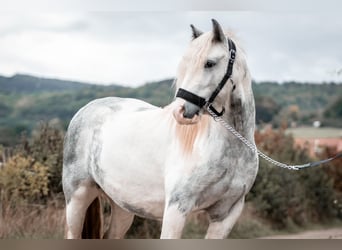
207;107;319;171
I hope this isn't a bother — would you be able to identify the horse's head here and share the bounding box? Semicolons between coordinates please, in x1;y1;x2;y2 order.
173;19;252;127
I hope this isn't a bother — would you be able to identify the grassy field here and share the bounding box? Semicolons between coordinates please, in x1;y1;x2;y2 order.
0;201;275;239
286;127;342;138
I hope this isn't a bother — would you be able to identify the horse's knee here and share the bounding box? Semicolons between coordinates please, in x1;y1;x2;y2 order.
205;198;245;239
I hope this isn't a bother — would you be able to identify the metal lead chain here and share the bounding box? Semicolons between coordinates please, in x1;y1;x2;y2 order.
206;107;309;171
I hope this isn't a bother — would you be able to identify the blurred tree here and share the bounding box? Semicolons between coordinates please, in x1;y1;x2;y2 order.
17;122;64;194
248;128;339;228
255;96;280;124
324;96;342;119
0;102;11;117
0;154;49;204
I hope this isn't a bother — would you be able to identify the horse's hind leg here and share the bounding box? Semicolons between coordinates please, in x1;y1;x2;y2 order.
103;201;135;239
65;181;99;239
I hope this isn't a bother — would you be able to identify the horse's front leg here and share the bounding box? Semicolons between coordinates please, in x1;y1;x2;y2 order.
205;197;245;239
160;202;187;239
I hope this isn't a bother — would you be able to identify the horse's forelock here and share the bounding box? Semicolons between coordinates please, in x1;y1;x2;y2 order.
175;29;246;91
175;37;208;91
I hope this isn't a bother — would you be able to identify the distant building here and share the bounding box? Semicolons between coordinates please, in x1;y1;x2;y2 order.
289;126;342;158
313;121;321;128
295;137;342;157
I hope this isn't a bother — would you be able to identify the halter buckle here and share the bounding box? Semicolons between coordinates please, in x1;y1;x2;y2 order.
230;49;236;60
230;49;236;61
206;103;225;117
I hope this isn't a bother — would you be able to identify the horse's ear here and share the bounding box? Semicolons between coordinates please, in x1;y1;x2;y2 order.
211;19;226;43
190;24;203;40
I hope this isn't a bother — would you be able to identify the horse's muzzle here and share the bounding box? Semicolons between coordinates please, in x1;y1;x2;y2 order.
183;102;200;119
173;102;200;125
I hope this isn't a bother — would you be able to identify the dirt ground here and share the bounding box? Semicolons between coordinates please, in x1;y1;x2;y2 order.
261;228;342;239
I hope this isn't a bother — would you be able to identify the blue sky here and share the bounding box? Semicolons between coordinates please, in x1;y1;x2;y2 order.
0;11;341;86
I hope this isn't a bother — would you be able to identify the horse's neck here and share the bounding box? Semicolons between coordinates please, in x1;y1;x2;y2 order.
223;92;256;142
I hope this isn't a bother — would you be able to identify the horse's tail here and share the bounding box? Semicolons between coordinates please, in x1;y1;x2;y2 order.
82;196;103;239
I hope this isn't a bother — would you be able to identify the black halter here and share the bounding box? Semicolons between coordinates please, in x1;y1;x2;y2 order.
176;38;236;117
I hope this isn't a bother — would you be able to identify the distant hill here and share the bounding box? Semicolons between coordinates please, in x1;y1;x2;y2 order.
0;74;341;146
252;81;341;113
0;74;94;93
252;81;342;127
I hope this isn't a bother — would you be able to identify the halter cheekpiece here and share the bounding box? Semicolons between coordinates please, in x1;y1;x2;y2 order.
176;37;236;117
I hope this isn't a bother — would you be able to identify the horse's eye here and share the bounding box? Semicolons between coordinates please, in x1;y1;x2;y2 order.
204;60;216;69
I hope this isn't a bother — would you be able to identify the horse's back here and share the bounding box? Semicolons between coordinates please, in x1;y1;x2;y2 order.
75;97;157;119
62;97;158;199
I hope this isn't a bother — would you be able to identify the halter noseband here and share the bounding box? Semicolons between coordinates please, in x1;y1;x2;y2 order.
176;38;236;117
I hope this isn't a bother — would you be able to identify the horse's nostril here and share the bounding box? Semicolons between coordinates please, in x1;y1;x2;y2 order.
183;102;200;119
183;111;195;119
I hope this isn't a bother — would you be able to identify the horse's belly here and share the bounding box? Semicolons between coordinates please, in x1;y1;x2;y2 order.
100;155;166;219
102;172;165;219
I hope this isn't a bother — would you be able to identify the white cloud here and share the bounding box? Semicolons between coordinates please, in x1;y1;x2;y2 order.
2;0;342;11
0;11;341;86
